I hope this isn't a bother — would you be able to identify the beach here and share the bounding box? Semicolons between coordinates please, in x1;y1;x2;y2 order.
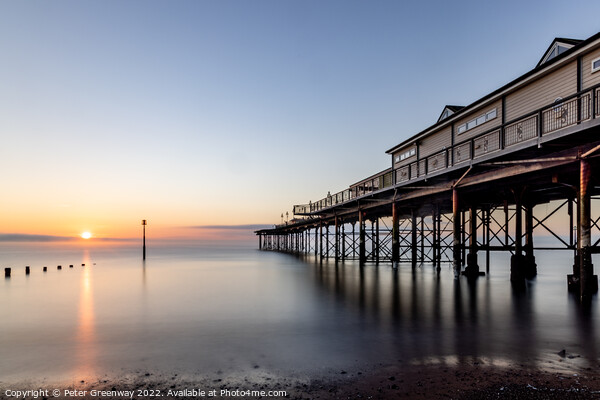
2;359;600;399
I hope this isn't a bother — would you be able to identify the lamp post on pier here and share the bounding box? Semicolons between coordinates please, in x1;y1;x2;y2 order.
142;219;147;260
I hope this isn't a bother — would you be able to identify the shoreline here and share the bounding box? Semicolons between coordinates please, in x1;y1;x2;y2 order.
2;359;600;399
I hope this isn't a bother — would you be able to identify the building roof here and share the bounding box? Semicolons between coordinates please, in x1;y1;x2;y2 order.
386;31;600;155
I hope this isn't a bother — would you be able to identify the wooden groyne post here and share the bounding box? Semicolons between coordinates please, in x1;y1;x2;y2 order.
142;219;147;260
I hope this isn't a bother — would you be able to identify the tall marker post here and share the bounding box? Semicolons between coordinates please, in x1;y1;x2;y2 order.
142;219;147;260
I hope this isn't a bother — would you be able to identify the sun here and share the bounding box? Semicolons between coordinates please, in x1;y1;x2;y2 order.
81;232;92;239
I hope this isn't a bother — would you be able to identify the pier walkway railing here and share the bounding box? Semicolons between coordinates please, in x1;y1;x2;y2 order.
294;84;600;216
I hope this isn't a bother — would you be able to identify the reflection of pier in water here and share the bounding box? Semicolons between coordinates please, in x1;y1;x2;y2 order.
306;256;598;369
257;32;600;301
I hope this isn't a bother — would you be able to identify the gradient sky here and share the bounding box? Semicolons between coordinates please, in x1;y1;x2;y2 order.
1;0;600;241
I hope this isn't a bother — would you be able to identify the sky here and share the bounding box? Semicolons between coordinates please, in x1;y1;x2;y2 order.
1;0;600;242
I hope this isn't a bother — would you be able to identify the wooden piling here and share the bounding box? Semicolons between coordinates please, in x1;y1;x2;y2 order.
5;268;11;278
26;266;30;275
142;219;147;260
43;266;47;272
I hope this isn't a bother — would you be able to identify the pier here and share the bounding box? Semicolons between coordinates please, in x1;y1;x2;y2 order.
256;33;600;301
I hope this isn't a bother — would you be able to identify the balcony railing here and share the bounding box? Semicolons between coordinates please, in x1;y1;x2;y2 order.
293;84;600;216
293;170;394;215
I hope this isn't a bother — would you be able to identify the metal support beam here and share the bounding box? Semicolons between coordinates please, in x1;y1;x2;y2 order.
411;210;418;268
461;210;467;266
371;219;375;262
375;218;380;264
569;158;599;299
392;203;400;265
359;210;366;265
452;188;461;276
319;222;323;259
420;216;425;263
510;188;526;282
485;207;491;273
352;222;356;258
464;206;480;277
325;223;329;258
504;200;509;246
432;208;438;269
335;216;340;262
524;202;537;279
342;222;346;261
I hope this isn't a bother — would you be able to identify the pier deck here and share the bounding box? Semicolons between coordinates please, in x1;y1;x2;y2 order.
257;33;600;301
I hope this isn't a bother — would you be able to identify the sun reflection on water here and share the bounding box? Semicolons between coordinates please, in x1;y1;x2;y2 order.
75;250;96;379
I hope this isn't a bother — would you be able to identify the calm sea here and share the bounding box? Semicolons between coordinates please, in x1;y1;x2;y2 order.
0;240;598;384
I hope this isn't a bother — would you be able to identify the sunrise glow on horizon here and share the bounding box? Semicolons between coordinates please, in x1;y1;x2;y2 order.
2;1;600;243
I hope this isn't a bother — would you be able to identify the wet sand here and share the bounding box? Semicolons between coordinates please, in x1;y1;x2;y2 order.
2;357;600;400
304;361;600;399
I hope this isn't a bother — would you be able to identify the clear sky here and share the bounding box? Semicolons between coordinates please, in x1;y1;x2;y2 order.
1;0;599;242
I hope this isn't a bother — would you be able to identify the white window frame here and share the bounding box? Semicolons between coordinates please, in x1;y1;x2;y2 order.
456;108;497;135
592;56;600;74
394;148;416;163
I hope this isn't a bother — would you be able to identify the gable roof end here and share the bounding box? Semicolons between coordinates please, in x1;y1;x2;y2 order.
437;105;464;123
537;37;582;67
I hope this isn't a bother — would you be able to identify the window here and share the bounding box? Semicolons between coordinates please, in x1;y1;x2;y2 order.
456;108;497;135
394;148;416;163
592;57;600;74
